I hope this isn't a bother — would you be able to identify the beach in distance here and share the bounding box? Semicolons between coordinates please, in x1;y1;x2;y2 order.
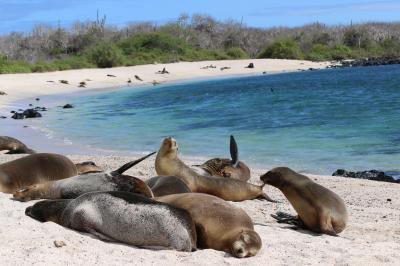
0;58;399;265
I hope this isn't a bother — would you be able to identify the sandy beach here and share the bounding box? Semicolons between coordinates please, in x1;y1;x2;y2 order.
1;59;399;265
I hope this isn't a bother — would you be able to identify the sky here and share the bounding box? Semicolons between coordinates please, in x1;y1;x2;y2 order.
0;0;399;34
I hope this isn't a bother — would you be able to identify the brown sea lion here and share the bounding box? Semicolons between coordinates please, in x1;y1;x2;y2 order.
192;135;251;181
0;153;78;193
13;152;155;201
155;137;275;202
145;176;191;197
26;191;197;251
0;136;35;154
260;167;348;235
157;193;261;258
74;161;103;174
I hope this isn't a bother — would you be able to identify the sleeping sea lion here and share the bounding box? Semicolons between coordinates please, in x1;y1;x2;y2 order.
0;136;35;154
13;152;155;201
260;167;348;235
145;176;191;197
156;193;261;258
0;153;78;193
155;137;275;202
192;135;251;181
26;191;197;251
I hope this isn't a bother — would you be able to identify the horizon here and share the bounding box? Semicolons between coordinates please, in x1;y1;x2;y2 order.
1;0;400;35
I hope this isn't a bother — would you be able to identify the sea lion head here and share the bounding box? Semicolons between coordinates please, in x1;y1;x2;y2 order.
75;161;103;174
13;185;44;202
25;199;69;223
158;137;179;159
260;167;294;188
231;229;262;258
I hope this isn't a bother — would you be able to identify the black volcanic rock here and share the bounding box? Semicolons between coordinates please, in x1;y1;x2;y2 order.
23;109;42;118
62;104;74;109
337;56;400;68
333;169;399;183
11;113;24;119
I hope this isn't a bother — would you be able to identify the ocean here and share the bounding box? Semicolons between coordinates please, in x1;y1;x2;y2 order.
38;65;400;177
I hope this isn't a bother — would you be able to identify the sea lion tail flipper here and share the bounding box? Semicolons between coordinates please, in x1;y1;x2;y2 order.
110;152;156;176
258;192;279;203
230;135;239;168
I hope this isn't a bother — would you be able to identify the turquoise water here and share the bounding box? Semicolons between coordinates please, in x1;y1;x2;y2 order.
42;65;400;176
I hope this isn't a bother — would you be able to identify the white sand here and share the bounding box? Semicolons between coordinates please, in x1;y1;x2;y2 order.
0;153;399;265
1;59;399;265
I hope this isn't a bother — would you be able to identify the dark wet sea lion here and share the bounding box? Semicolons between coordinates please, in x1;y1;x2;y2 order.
13;152;155;201
0;153;77;193
192;135;251;181
260;167;348;235
155;137;275;202
145;176;191;197
0;136;35;154
26;191;197;251
156;193;261;258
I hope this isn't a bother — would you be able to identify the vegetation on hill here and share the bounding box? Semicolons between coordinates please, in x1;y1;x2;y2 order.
0;13;400;73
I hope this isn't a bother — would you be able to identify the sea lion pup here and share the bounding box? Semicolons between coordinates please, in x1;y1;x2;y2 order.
260;167;348;235
156;193;261;258
192;135;251;181
0;136;35;154
74;161;103;174
155;137;276;202
145;176;191;197
0;153;78;193
13;152;155;201
26;191;197;251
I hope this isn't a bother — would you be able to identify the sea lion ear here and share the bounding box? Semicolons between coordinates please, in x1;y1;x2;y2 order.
230;135;239;168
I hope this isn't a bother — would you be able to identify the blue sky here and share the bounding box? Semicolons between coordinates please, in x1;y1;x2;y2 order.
0;0;399;34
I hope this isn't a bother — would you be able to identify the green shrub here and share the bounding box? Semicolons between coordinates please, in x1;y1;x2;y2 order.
86;42;124;68
258;39;303;59
331;45;352;60
118;33;188;55
0;59;32;74
226;47;248;59
306;44;331;61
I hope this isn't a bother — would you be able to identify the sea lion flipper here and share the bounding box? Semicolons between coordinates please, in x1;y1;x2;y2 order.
230;135;239;168
87;228;116;242
111;152;156;176
258;192;279;203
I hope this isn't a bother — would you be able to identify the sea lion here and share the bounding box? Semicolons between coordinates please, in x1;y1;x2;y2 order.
157;193;261;258
145;176;191;197
13;152;155;201
74;161;103;174
192;135;251;181
260;167;348;235
0;153;78;193
155;137;275;202
26;191;197;251
0;136;35;154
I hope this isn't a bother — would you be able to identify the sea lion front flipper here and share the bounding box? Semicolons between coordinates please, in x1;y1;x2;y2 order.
229;135;239;168
271;212;303;226
258;192;279;203
86;228;116;242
